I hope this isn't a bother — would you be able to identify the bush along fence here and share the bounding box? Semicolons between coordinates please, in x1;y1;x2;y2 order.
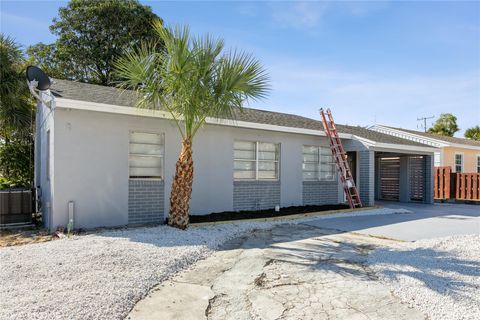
434;166;480;202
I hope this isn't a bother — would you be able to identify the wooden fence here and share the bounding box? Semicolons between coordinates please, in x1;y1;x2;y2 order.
0;189;33;225
434;166;480;201
456;173;480;201
434;167;453;200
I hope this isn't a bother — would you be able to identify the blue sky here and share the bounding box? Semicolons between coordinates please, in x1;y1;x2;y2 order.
1;0;479;136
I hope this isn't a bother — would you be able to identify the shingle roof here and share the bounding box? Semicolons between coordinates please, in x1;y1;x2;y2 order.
50;79;429;147
51;78;138;107
382;126;480;147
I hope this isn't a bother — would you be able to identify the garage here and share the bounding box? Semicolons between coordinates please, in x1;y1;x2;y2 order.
374;153;430;203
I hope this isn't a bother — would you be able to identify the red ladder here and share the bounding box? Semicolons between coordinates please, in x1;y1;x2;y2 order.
319;108;363;209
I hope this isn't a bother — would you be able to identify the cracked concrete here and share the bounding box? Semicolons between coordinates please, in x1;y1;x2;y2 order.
127;224;427;320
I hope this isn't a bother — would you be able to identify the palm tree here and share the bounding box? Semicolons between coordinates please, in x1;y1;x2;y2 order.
464;126;480;141
0;35;35;188
0;34;32;140
115;22;269;229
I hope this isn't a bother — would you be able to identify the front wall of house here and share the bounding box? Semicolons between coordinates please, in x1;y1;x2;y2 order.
443;147;479;173
51;108;344;229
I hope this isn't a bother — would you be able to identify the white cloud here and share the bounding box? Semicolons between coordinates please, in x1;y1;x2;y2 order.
265;1;390;30
251;58;480;136
269;1;328;29
337;0;390;17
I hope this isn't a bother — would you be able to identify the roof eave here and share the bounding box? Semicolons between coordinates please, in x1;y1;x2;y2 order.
371;143;439;155
55;97;434;151
55;97;354;139
374;125;480;150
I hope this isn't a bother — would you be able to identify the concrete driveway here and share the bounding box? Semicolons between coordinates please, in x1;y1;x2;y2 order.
128;224;427;320
304;202;480;241
127;203;478;320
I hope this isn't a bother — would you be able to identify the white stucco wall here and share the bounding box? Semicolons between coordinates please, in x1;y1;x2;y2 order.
49;107;343;229
35;100;55;230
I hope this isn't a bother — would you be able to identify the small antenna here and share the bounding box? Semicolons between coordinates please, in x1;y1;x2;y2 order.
417;115;434;132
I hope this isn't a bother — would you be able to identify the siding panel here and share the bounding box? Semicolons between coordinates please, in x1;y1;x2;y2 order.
233;181;280;211
128;179;165;224
302;181;339;205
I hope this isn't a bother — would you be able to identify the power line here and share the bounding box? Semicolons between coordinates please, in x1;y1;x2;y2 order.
417;115;435;132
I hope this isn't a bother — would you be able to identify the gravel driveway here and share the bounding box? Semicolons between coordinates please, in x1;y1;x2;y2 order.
0;208;404;320
0;223;266;320
1;207;477;320
369;234;480;320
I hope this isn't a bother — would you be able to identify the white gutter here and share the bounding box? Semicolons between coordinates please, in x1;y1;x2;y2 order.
371;143;438;154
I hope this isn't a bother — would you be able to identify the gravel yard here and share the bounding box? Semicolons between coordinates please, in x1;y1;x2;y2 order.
369;234;480;320
0;207;411;320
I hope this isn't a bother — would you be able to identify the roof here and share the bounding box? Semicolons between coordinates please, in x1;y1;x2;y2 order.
381;126;480;148
50;79;429;147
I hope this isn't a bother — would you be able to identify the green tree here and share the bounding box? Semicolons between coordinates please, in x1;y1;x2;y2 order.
428;113;459;137
0;35;34;188
464;126;480;141
26;43;64;79
0;140;33;188
115;23;269;229
28;0;162;86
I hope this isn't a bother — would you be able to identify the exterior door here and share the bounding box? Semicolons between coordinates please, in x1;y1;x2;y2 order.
409;156;425;201
343;152;357;202
346;152;357;184
379;157;400;201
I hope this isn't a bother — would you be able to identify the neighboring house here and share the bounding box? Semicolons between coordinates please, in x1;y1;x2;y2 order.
34;80;437;230
372;125;480;173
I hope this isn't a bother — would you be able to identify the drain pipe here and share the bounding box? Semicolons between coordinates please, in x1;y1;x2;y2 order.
67;201;74;234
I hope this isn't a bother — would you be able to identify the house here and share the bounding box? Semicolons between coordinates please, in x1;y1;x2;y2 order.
372;125;480;173
34;79;438;230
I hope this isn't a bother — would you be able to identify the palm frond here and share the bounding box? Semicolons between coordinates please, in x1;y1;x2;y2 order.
115;24;270;140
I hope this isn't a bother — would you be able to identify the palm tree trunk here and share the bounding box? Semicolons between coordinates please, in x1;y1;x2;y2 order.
168;138;193;229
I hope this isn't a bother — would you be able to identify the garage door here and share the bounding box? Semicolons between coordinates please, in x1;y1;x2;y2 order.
379;157;400;200
409;156;424;201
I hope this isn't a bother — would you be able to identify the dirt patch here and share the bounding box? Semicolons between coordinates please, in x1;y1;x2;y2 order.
0;229;54;247
189;204;349;223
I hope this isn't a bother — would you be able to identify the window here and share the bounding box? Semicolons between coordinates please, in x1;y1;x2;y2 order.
46;130;50;181
477;155;480;173
234;141;279;180
434;152;441;167
454;153;463;173
129;132;164;179
302;146;336;181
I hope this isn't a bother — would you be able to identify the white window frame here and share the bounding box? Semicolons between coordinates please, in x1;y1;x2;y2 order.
302;145;336;182
129;131;165;180
434;152;441;167
233;141;280;181
454;152;464;173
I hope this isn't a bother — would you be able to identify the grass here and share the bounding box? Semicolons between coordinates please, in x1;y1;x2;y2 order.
0;228;54;247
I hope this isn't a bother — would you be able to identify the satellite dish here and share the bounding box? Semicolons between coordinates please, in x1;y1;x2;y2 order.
26;65;54;106
26;66;51;90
